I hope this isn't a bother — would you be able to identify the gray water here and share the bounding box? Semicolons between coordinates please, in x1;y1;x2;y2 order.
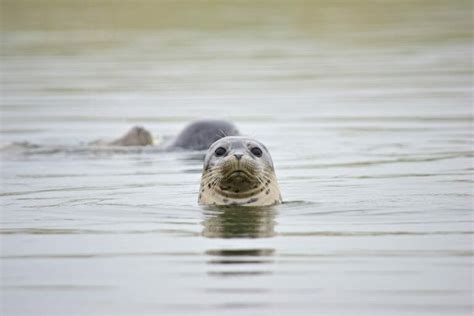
1;1;473;315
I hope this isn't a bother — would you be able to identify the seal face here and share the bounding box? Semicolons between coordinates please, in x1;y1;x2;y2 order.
198;136;282;206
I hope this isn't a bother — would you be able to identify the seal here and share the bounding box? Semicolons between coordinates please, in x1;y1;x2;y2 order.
106;119;240;150
108;126;154;146
167;119;240;150
198;136;282;206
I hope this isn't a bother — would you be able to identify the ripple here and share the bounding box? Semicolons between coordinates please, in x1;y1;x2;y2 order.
277;231;474;237
281;152;474;170
0;228;199;236
2;285;115;291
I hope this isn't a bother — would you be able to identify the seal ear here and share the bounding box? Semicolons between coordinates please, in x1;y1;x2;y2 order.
203;154;215;171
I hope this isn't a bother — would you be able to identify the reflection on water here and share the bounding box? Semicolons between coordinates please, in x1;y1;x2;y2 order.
203;207;276;290
1;0;473;315
202;206;277;238
206;248;275;277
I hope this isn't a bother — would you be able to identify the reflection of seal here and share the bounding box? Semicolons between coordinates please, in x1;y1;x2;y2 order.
202;206;277;238
198;136;282;206
106;119;239;150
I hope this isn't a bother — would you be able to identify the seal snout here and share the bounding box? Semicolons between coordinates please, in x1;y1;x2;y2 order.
226;169;253;180
221;154;257;180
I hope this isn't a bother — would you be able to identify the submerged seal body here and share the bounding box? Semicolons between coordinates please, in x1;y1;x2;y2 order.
108;126;154;146
198;136;282;206
107;119;240;150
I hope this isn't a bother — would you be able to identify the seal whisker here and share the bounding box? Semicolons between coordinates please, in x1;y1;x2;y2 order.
217;129;228;138
201;168;222;179
256;175;265;185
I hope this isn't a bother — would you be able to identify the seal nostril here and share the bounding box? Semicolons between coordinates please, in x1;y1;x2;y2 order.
234;154;243;160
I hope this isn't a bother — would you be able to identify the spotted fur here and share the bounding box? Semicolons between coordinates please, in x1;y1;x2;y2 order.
198;136;282;206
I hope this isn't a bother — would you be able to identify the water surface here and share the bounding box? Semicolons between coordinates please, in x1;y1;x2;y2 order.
1;1;473;315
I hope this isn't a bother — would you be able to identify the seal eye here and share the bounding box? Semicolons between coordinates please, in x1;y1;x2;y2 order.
215;147;226;157
251;147;263;157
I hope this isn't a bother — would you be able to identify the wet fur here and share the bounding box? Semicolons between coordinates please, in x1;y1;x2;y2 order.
198;137;282;206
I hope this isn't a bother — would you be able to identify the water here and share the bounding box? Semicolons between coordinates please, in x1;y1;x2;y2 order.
1;0;473;315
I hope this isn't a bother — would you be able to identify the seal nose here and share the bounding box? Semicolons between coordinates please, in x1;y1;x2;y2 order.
234;154;243;160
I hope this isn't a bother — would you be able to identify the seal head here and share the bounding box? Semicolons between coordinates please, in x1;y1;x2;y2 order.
198;136;282;206
108;126;154;146
169;119;240;150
